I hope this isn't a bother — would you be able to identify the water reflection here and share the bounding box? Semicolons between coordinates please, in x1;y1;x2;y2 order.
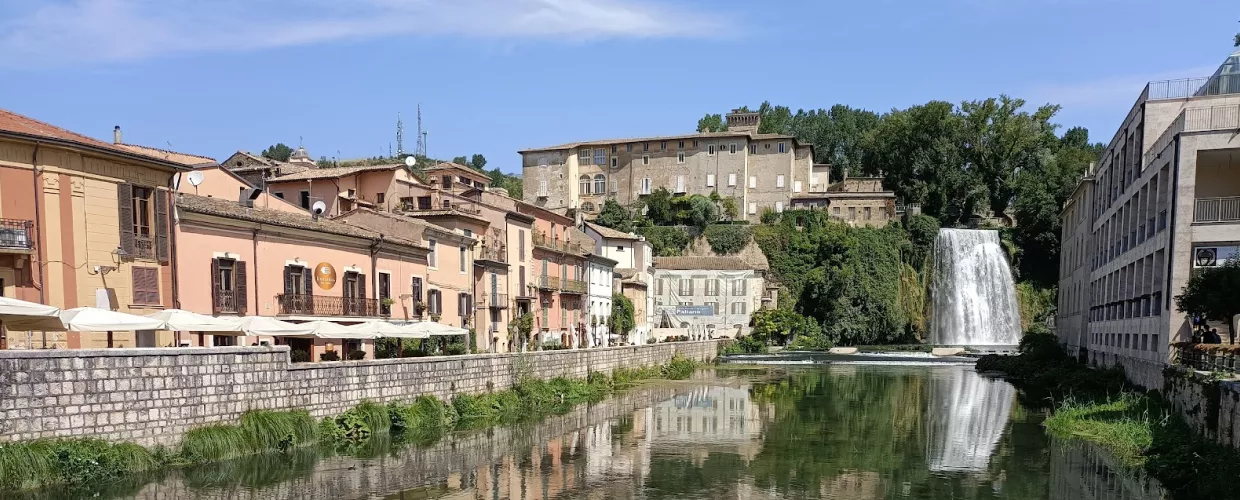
926;367;1016;473
22;366;1172;500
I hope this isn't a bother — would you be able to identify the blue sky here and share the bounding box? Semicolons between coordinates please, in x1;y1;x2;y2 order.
0;0;1236;174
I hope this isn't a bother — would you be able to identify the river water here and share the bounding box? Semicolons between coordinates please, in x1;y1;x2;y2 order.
21;364;1168;500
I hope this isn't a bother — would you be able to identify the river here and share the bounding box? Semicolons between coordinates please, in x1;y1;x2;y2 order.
17;364;1168;500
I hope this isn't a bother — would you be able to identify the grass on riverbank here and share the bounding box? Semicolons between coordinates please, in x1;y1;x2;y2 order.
981;330;1240;499
0;354;699;493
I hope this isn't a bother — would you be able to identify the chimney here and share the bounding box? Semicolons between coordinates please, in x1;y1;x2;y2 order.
113;126;122;144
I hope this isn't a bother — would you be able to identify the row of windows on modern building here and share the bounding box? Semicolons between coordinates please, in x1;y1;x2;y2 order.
653;278;749;296
1088;247;1167;324
1093;331;1162;354
572;141;790;167
1091;163;1172;272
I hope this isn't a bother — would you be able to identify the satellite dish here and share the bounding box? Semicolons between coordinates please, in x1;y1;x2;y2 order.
311;200;327;216
186;171;205;186
404;156;417;168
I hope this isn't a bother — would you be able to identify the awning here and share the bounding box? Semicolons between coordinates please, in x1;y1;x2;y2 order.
145;309;243;333
347;320;426;339
59;307;166;332
303;320;376;340
0;296;63;331
237;316;316;336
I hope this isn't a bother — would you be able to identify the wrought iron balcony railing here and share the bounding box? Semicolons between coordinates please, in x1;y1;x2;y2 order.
0;218;34;251
277;294;380;317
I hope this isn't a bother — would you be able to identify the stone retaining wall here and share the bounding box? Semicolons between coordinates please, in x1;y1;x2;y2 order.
1163;366;1240;449
0;341;719;446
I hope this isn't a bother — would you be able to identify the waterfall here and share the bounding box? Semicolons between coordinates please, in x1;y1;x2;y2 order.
930;229;1022;346
925;367;1015;473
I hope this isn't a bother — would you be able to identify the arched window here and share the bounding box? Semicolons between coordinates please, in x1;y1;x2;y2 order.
579;175;591;194
593;174;606;194
581;202;595;213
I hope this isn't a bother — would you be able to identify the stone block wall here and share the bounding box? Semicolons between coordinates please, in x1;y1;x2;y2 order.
0;341;718;447
1162;366;1240;449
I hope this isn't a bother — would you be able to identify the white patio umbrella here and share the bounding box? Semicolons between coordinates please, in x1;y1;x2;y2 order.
0;296;63;331
410;321;468;337
59;307;166;332
145;309;243;333
237;316;316;336
303;320;376;340
348;320;424;339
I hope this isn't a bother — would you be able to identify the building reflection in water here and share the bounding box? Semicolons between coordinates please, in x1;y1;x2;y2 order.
924;366;1016;473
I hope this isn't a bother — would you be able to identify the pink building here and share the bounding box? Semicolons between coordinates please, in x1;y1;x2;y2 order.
263;163;423;217
174;172;430;361
520;202;590;348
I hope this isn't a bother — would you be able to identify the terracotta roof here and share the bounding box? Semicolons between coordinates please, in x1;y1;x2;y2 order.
0;109;186;168
269;164;399;182
519;131;800;154
425;162;491;183
584;222;641;241
654;256;759;271
615;268;638;279
334;207;467;244
176;194;422;248
114;143;217;166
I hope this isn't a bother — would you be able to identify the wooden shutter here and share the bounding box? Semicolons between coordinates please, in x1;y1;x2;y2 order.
117;183;135;256
283;266;294;295
358;274;366;299
131;267;159;305
154;189;169;263
302;267;312;295
235;261;248;314
211;258;221;313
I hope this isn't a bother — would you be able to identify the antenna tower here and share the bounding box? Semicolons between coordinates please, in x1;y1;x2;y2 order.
395;113;404;155
415;104;427;158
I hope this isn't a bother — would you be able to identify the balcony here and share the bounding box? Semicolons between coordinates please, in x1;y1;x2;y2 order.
532;231;589;255
537;275;560;291
0;218;34;253
1146;75;1240;101
1194;196;1240;223
474;244;507;266
276;294;380;317
212;289;239;314
477;293;509;309
560;279;587;295
134;235;155;260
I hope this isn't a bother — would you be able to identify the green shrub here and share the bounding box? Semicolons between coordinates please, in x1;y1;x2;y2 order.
445;342;468;355
319;350;340;362
704;224;752;255
347;350;366;361
290;350;310;363
636;226;691;256
661;355;696;380
180;424;248;463
720;336;768;355
786;334;834;351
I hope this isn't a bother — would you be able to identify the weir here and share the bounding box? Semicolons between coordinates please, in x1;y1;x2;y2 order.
930;229;1022;346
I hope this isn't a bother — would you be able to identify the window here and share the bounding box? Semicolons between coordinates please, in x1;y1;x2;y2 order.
731;279;747;296
626;144;633;152
655;278;664;295
378;273;391;316
611;145;618;154
594;148;606;166
611;180;618;193
730;302;747;315
538;179;548;197
643;142;649;152
775;201;784;213
692;140;699;148
376;193;385;204
132;186;153;238
131;267;160;305
679;278;693;295
442;199;451;209
749;176;757;188
428;289;442;315
611;156;618;168
582;202;595;212
347;188;356;198
642;155;650;165
864;207;872;220
274;192;285;199
708;144;716;156
728;173;737;186
594;174;606;194
428;239;438;268
675;175;685;193
776;175;785;188
678;140;685;149
848;207;856;220
705;279;719;296
641;178;652;194
729;143;737;154
749;144;757;154
579;175;591;194
412;276;424;304
578;149;590;164
442;175;453;190
660;141;666;150
212;258;246;313
833;207;841;215
793;181;802;193
778;142;786;153
677;152;685;164
748;202;757;215
616;246;625;252
706;302;718;314
706;174;715;187
459;293;472;324
459;246;467;273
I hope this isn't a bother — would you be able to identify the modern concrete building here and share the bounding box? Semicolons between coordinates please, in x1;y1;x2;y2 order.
1063;48;1240;388
1056;163;1096;356
789;173;898;227
582;222;655;344
651;256;768;339
520;110;814;223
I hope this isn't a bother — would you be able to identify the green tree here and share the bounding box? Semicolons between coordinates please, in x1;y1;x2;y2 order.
697;114;727;132
687;194;719;229
610;294;636;342
470;154;487;171
594;199;634;233
959;95;1061;218
451;155;468;165
904;214;940;272
261;143;294;162
750;308;820;346
755;101;794;134
721;197;739;221
511;313;534;350
1176;260;1240;343
644;187;675;225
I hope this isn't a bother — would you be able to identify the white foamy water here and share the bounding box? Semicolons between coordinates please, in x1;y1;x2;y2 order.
930;229;1022;346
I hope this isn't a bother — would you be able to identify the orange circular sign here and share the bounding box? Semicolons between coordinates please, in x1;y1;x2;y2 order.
314;262;337;290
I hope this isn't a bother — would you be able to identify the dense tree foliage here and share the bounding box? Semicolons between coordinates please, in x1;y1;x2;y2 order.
469;154;487;171
749;308;821;346
261;143;294;162
696;114;727;132
610;293;635;341
595;199;634;233
1175;260;1240;342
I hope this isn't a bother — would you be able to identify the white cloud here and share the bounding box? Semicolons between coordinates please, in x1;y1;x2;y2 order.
0;0;726;66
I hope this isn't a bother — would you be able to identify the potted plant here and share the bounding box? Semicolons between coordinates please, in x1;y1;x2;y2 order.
380;297;395;307
413;300;427;318
430;313;442;323
320;350;340;362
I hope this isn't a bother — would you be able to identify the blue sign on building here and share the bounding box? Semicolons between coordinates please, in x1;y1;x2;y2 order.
674;305;715;316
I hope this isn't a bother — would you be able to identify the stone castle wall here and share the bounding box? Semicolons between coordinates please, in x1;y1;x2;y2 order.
0;341;719;447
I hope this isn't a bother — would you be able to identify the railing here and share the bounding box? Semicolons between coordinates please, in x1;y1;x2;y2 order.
560;279;587;294
485;293;508;309
475;244;507;263
134;236;155;260
1194;196;1240;223
1183;104;1240;132
276;294;380;317
212;289;239;314
1173;344;1240;374
808;183;831;193
0;218;34;250
1146;75;1240;101
537;275;561;291
532;231;588;255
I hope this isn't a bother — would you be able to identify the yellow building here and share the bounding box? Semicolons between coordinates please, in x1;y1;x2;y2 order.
0;110;192;348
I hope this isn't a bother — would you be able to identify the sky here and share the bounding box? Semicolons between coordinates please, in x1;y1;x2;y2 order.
0;0;1236;174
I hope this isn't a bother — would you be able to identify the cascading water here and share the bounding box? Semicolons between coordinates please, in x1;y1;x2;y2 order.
925;366;1015;472
929;229;1021;346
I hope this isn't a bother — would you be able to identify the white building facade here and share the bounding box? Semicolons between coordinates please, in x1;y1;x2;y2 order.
651;256;766;340
586;254;617;347
583;222;655;344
